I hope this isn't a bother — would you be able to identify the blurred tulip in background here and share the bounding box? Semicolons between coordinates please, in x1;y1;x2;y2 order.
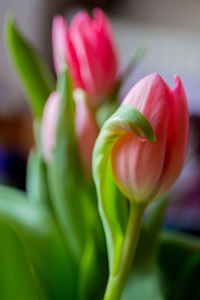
52;9;118;105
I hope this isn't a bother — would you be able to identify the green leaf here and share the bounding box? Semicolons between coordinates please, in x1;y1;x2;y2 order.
123;45;147;80
158;230;200;299
168;254;200;300
47;70;88;261
0;185;77;300
92;104;156;273
26;149;52;210
122;262;164;300
4;15;55;118
0;218;47;300
77;235;108;300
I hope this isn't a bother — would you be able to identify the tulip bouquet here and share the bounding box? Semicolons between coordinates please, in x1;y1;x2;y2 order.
2;7;200;300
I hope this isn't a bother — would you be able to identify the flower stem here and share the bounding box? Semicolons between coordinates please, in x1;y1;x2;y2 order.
104;202;146;300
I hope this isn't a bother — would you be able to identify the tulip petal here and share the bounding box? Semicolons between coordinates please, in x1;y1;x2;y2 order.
92;9;118;94
156;76;189;197
41;91;60;162
69;14;97;101
52;16;68;73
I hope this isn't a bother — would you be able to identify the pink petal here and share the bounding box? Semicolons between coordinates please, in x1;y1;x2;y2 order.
69;15;97;102
52;16;68;74
156;76;189;197
42;92;60;162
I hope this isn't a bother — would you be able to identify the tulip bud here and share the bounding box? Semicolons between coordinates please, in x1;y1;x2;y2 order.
52;9;118;105
42;90;99;177
111;73;189;202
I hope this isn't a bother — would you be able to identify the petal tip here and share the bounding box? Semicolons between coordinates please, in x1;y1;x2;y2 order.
172;75;185;95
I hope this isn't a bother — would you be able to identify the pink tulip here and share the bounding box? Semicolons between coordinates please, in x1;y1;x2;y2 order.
111;73;189;202
41;90;99;177
52;9;118;105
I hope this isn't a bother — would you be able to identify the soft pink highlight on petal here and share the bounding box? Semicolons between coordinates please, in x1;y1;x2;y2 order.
52;16;68;74
111;73;170;201
74;90;99;177
42;92;60;162
156;76;189;197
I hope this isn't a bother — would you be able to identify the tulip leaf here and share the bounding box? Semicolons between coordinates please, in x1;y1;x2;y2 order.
122;261;163;300
4;15;55;118
77;234;108;300
92;104;156;274
26;149;53;210
0;185;77;299
0;218;47;300
158;230;200;299
47;70;88;261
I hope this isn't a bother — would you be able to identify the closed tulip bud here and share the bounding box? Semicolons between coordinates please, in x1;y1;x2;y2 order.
42;90;99;177
111;73;189;203
52;9;118;105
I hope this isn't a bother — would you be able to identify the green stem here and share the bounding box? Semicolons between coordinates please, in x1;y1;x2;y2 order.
104;202;146;300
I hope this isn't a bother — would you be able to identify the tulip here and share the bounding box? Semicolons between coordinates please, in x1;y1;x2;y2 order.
111;73;189;203
52;9;118;105
41;90;99;177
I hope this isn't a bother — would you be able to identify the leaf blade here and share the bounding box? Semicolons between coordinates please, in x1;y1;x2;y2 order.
4;15;55;117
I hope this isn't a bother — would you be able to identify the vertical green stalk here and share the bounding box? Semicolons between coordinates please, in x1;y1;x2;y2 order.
104;202;146;300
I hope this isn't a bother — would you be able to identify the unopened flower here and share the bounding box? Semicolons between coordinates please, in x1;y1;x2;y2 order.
52;9;118;105
111;73;189;202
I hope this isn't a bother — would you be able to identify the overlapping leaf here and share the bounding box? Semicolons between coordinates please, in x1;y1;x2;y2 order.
93;105;156;275
4;16;55;118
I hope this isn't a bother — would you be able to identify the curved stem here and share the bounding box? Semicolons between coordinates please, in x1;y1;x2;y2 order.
104;202;146;300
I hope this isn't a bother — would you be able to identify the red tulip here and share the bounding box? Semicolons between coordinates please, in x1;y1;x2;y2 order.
52;9;118;105
42;90;99;177
111;73;189;202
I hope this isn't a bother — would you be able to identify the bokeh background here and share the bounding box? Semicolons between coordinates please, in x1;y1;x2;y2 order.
1;0;200;232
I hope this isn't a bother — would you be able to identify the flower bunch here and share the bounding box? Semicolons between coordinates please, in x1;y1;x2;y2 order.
2;7;192;300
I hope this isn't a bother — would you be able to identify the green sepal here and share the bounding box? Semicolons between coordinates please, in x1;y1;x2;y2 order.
92;104;156;274
4;15;55;118
47;70;87;261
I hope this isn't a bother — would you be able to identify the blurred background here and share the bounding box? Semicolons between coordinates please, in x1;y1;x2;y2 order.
1;0;200;232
